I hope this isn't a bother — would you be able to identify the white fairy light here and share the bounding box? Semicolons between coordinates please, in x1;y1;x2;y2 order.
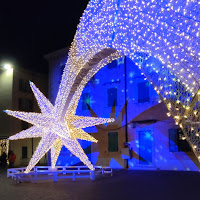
5;0;200;170
5;81;114;173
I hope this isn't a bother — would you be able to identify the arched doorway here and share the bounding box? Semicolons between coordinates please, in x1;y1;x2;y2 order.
57;0;200;164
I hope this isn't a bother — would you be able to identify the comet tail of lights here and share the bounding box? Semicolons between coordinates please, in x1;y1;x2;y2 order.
56;0;200;163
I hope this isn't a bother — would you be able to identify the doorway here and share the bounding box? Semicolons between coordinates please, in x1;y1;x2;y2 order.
139;130;153;165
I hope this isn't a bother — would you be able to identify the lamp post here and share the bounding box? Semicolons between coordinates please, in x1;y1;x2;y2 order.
0;62;14;157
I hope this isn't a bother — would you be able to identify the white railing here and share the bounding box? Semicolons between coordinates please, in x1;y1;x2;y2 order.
7;166;112;183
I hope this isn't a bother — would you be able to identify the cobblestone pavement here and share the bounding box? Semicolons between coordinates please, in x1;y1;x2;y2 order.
0;168;200;200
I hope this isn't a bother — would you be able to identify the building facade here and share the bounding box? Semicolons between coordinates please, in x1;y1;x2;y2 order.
46;48;200;171
0;65;48;166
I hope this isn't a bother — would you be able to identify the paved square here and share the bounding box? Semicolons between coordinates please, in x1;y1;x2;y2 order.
1;168;200;200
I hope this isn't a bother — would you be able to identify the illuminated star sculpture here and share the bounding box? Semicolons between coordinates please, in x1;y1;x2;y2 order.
5;81;114;173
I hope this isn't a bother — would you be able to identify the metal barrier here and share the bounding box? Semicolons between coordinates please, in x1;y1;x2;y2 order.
7;166;112;183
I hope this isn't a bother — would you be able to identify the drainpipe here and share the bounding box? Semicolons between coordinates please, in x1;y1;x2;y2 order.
124;56;129;169
32;138;33;155
31;72;34;156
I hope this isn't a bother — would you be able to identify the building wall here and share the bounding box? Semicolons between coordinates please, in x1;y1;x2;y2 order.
8;67;48;166
45;47;69;104
86;57;199;171
0;68;13;139
47;50;200;171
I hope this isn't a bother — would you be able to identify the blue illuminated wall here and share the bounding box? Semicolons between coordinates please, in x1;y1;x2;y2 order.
47;49;200;171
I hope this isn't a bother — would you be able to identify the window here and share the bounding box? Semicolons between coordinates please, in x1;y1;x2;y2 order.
19;79;31;93
107;60;117;69
169;129;191;152
177;129;191;152
117;57;125;65
85;75;96;87
60;65;65;76
84;144;91;155
82;93;90;110
139;130;153;165
169;129;178;152
108;88;117;107
84;144;92;161
89;75;95;83
18;98;33;111
22;146;28;159
21;121;29;130
108;132;118;152
59;65;65;84
138;82;150;103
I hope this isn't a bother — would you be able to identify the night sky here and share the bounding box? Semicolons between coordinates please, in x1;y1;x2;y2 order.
0;0;90;73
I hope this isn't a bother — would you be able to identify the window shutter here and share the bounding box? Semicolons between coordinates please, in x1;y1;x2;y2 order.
138;82;150;103
82;93;90;110
108;132;118;152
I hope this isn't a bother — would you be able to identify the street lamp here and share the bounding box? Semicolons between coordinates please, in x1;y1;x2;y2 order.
0;63;13;74
3;64;12;70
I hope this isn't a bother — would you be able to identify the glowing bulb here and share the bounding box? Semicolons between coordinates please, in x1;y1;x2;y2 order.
3;64;12;70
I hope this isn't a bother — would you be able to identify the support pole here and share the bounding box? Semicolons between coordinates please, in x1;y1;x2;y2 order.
124;56;129;169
